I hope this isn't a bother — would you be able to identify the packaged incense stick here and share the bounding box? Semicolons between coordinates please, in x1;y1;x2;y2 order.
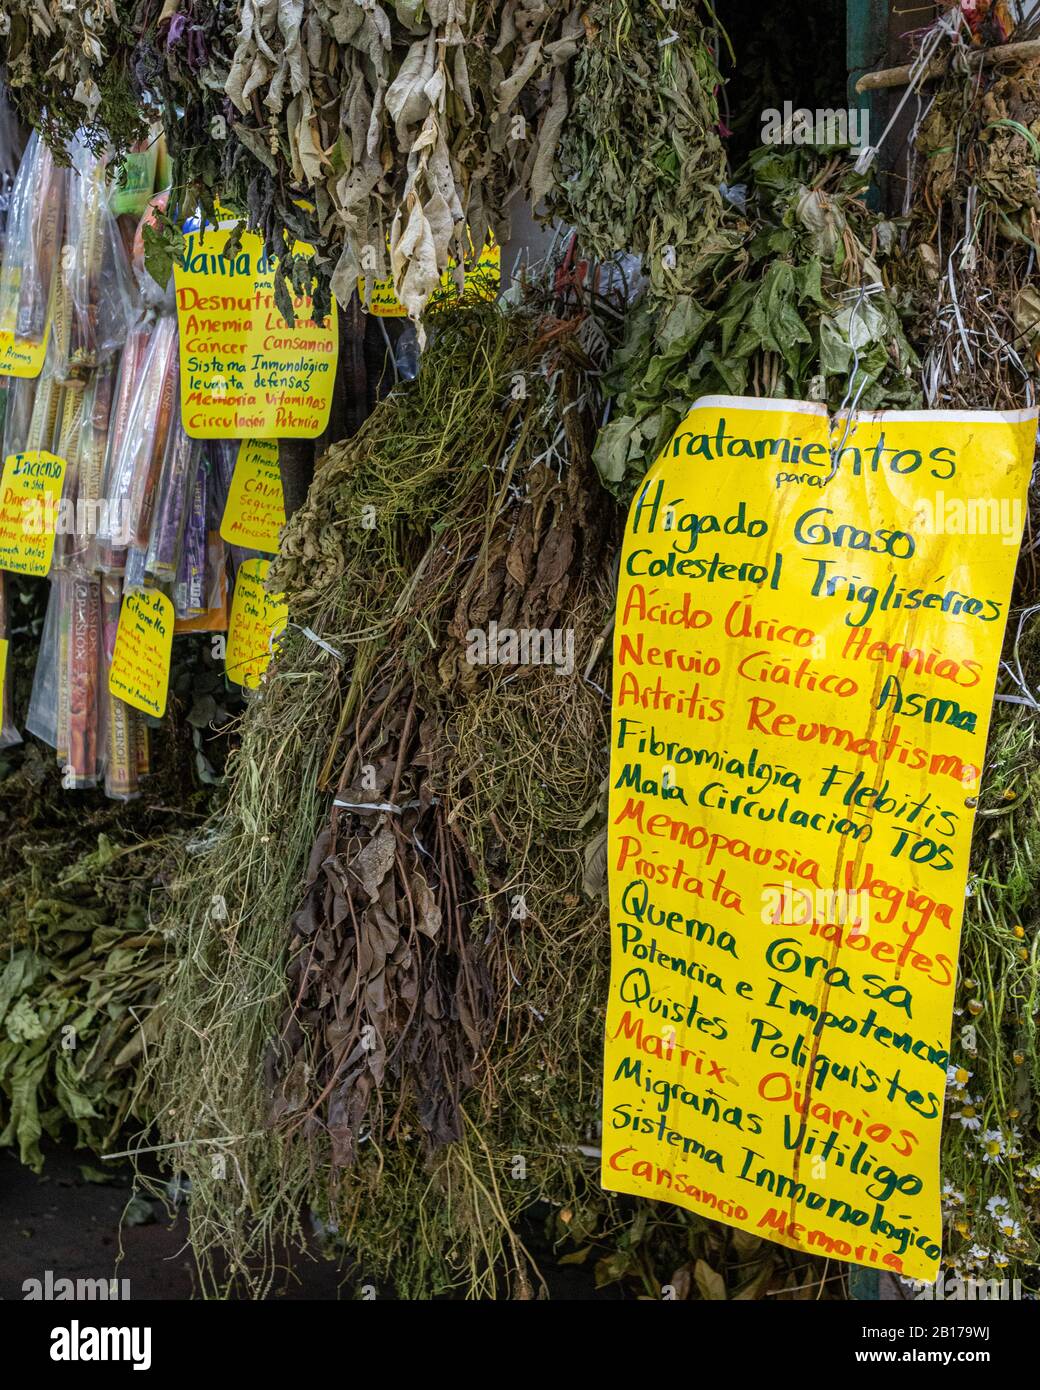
22;335;65;457
101;574;138;800
98;315;174;572
125;318;179;548
64;575;100;788
0;373;35;461
55;571;71;766
61;138;138;383
26;577;60;750
146;416;202;583
175;462;208;619
68;357;116;574
95;319;152;570
0;132;66;346
51;384;86;573
0;571;21;749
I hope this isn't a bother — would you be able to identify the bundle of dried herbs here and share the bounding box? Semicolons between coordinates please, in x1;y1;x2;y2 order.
0;1;146;156
592;146;921;495
135;1;586;323
897;42;1040;1293
145;282;842;1300
549;0;733;304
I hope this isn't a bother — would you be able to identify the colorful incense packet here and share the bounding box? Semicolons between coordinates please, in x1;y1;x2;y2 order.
101;574;139;801
97;314;175;573
145;406;202;584
0;132;66;356
174;456;208;620
65;357;117;575
63;573;101;788
58;138;138;384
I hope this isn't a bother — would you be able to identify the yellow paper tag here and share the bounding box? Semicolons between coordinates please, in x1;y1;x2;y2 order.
175;223;338;439
363;237;501;317
225;558;288;690
219;439;286;554
0;635;8;704
0;268;50;378
0;450;67;576
108;588;175;718
602;396;1035;1282
0;328;48;379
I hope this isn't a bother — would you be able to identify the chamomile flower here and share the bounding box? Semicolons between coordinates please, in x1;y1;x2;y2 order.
954;1098;982;1130
966;1243;990;1266
946;1064;972;1090
980;1129;1007;1163
985;1195;1010;1216
943;1182;966;1208
996;1217;1022;1241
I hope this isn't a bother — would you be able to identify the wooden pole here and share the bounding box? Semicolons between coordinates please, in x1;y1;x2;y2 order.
856;36;1040;93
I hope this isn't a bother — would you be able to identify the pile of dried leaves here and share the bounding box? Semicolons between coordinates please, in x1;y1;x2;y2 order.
0;581;236;1169
0;0;146;155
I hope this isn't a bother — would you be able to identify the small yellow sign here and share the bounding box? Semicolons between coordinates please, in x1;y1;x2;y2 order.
0;328;48;379
0;268;50;379
0;450;67;576
225;558;288;690
363;238;501;317
219;439;286;554
108;588;175;718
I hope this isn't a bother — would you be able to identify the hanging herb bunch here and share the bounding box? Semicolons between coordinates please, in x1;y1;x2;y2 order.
0;0;146;155
549;0;734;305
137;2;587;323
899;43;1040;1294
906;61;1040;409
593;146;921;495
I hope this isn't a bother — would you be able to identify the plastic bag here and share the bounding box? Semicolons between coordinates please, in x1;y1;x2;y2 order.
0;132;66;346
101;575;139;801
0;572;21;750
63;575;101;788
97;314;176;572
59;137;139;382
146;419;202;583
25;575;60;748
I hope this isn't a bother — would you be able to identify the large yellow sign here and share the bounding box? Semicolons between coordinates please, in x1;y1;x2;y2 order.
603;396;1035;1280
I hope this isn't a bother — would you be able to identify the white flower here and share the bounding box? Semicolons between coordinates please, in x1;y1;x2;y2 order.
966;1243;990;1265
985;1195;1010;1216
946;1064;972;1090
1028;1164;1040;1181
980;1130;1007;1163
954;1099;982;1131
942;1183;965;1208
996;1218;1021;1241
